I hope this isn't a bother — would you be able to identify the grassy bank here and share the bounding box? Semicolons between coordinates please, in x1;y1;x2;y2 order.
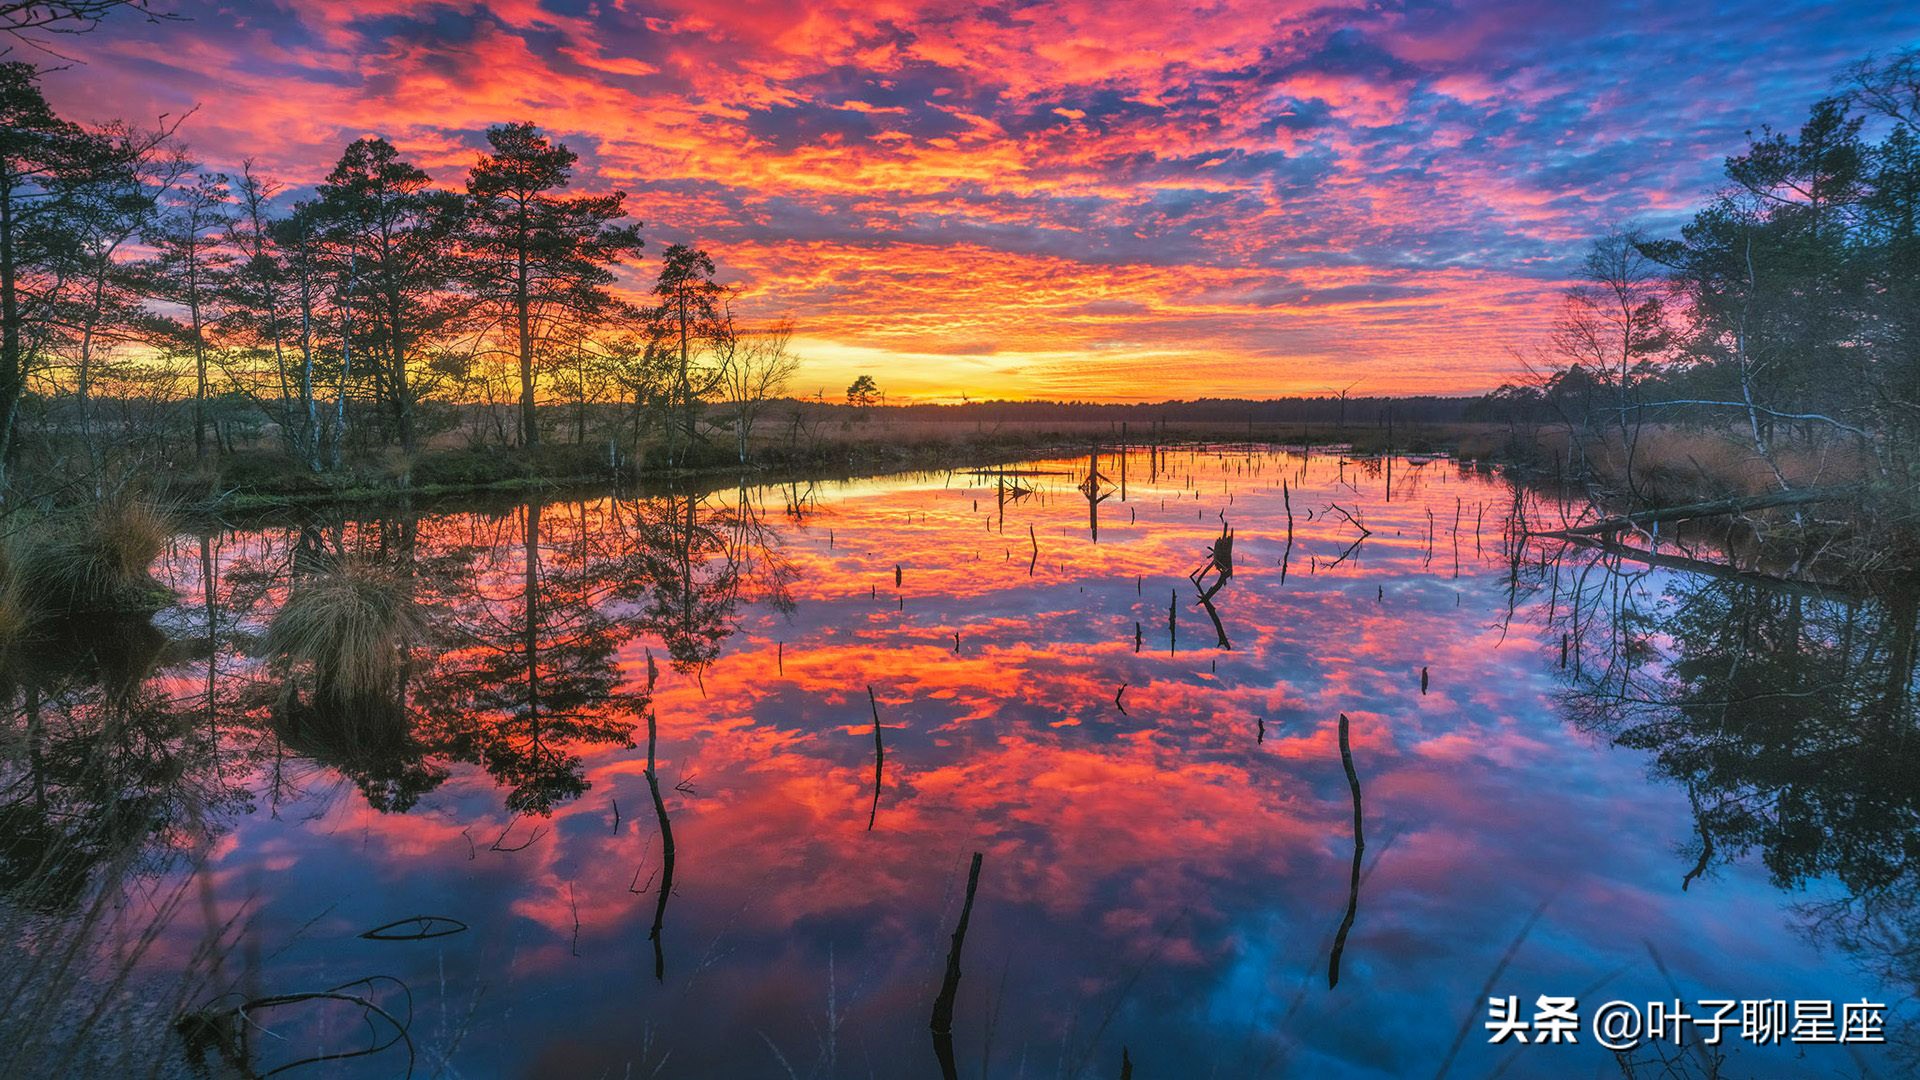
144;419;1520;514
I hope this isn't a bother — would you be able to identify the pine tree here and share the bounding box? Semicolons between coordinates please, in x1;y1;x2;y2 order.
465;121;642;449
316;137;463;457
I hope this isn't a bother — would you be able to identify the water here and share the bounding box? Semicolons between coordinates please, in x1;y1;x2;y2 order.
5;445;1914;1078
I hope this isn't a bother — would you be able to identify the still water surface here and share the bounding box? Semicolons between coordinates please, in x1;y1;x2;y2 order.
11;446;1916;1078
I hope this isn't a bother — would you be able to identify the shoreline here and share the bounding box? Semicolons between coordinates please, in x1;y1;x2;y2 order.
184;421;1503;518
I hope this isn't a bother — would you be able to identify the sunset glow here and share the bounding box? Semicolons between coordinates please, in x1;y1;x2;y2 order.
50;1;1920;399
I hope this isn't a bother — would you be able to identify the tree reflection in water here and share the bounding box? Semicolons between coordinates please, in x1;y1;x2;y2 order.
0;604;250;1075
416;500;640;815
1526;533;1920;1059
236;492;783;819
10;459;1918;1075
0;616;241;911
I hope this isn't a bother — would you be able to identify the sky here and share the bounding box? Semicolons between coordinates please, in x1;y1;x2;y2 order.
47;0;1920;402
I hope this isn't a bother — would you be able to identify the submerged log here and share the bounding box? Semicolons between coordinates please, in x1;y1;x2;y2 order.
1535;487;1848;539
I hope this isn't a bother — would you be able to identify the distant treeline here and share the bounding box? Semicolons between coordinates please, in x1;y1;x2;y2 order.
767;396;1478;426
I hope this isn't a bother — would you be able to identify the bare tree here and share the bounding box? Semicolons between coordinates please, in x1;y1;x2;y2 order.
146;170;232;460
714;309;796;465
0;1;177;57
1546;230;1671;498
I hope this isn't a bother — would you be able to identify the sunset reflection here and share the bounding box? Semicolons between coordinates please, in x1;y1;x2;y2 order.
10;447;1899;1077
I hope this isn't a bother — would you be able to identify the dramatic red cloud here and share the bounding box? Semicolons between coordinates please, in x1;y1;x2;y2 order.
49;0;1920;399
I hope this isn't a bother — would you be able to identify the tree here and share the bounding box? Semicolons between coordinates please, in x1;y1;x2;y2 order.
846;373;878;408
0;62;95;491
1543;231;1672;494
605;331;672;455
0;0;174;51
715;311;796;464
540;332;617;445
63;119;185;475
464;122;642;449
146;171;232;460
316;137;463;458
222;162;308;457
265;200;336;470
1636;96;1880;484
649;243;725;465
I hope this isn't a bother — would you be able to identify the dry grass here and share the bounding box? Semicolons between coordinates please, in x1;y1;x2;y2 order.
8;499;175;615
265;558;420;701
1515;424;1874;503
0;544;33;656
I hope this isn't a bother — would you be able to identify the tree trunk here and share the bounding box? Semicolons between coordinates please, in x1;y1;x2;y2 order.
0;171;21;495
192;278;208;462
518;246;537;448
389;288;414;457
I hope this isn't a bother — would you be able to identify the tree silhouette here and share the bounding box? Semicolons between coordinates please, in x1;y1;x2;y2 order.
145;171;232;458
464;121;643;449
846;373;878;408
650;244;726;465
315;137;464;456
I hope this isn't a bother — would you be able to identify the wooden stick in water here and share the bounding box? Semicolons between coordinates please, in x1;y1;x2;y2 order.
1327;713;1365;989
866;685;885;831
930;852;985;1078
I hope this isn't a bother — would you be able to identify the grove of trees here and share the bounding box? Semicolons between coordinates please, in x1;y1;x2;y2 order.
1482;50;1920;516
0;60;796;499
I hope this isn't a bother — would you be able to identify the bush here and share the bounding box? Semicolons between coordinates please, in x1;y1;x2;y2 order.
528;440;614;479
217;450;332;497
408;447;527;488
640;438;736;472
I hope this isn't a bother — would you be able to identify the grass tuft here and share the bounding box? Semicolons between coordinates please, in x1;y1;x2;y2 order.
4;499;175;620
266;558;420;702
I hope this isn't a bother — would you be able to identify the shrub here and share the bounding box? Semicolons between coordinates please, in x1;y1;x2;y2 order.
409;447;526;488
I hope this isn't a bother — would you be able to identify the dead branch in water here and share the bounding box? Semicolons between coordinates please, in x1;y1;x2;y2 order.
1197;592;1231;649
1189;520;1235;600
1168;588;1176;656
867;685;886;831
179;975;416;1080
359;917;467;942
489;816;546;852
643;653;675;982
1534;487;1847;539
1328;502;1372;536
1328;713;1365;989
931;852;985;1080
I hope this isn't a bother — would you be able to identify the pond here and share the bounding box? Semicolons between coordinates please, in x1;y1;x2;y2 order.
4;445;1914;1078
